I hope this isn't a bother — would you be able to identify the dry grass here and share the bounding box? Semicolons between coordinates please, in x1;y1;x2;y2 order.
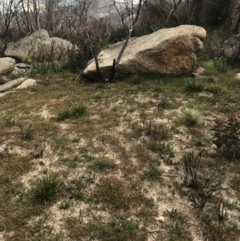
1;69;240;241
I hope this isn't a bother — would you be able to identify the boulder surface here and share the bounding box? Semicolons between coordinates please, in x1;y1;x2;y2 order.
84;25;206;79
0;57;16;75
4;29;73;62
222;34;240;58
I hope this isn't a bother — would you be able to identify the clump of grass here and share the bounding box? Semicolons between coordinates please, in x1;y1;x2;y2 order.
144;165;162;181
230;175;240;191
148;142;175;158
200;212;240;240
66;177;87;201
184;80;205;93
66;218;145;241
57;103;87;121
59;200;71;210
18;122;34;141
93;177;153;211
141;115;172;140
166;208;181;220
88;157;116;171
163;208;192;240
58;155;81;168
157;98;175;110
180;107;204;126
29;172;64;204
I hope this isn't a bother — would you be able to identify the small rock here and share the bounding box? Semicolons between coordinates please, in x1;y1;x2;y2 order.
0;57;15;75
11;63;31;76
0;77;26;92
235;73;240;79
15;63;31;68
16;78;37;89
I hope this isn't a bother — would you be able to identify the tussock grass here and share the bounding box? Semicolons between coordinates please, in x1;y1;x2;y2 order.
88;157;116;171
57;103;87;121
29;172;65;204
180;107;205;126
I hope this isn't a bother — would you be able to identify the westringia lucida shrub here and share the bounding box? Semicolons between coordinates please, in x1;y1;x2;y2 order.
212;113;240;160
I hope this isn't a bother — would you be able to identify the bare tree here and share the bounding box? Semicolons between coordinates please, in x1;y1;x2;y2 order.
113;0;144;71
0;0;22;49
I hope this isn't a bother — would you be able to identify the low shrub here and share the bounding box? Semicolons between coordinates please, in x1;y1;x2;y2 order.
212;113;240;160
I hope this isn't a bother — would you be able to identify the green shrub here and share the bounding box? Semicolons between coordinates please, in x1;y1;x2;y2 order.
212;113;240;160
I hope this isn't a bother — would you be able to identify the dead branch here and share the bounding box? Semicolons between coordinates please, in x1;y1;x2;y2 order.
218;198;225;222
165;0;182;27
115;0;143;71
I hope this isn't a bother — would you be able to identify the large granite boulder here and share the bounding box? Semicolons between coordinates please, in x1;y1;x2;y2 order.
4;29;73;62
84;25;206;79
0;57;16;76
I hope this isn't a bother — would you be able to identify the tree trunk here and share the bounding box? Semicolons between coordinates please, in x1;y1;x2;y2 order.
226;0;240;33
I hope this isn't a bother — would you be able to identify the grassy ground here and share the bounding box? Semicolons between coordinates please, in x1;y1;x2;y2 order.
1;64;240;241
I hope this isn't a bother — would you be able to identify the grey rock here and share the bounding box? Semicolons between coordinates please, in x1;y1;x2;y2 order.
16;79;37;89
15;63;31;68
0;78;26;92
0;57;16;75
4;29;74;62
84;25;206;80
222;34;240;58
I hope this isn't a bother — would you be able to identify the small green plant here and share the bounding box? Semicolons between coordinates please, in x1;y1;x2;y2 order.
157;98;175;110
58;155;81;168
144;165;162;181
142;115;171;140
88;157;115;171
29;172;64;204
57;103;87;121
200;212;212;226
18;122;34;140
213;57;230;73
148;142;175;158
212;113;240;160
57;109;71;121
93;177;152;211
230;175;240;191
67;218;144;241
59;200;70;210
184;80;205;93
166;208;181;220
66;177;86;200
180;107;204;126
170;221;182;237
